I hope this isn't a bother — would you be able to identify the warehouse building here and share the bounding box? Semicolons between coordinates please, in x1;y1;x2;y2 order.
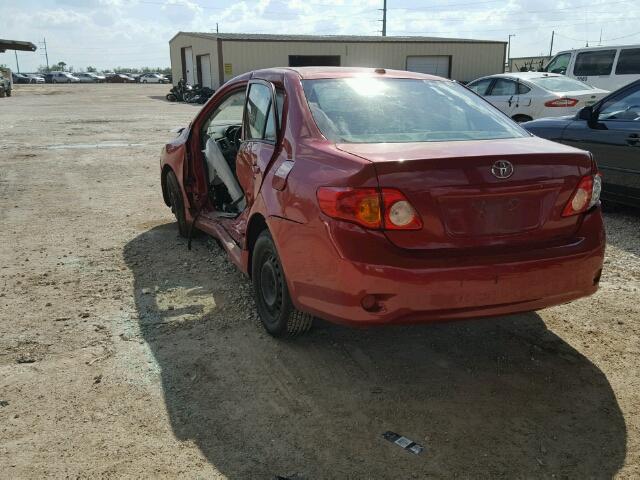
169;32;506;89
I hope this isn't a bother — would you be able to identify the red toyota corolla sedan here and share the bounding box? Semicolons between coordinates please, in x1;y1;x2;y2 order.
160;67;605;337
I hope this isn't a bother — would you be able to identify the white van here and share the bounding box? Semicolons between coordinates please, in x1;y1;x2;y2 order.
544;44;640;91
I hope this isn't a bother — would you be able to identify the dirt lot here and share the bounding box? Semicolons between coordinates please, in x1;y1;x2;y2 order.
0;84;639;479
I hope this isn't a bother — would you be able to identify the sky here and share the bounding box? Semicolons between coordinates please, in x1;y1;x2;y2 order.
1;0;639;72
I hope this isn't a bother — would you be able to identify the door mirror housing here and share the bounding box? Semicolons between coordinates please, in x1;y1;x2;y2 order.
577;106;595;122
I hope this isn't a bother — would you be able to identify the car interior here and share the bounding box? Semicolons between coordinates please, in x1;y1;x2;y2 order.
199;90;246;215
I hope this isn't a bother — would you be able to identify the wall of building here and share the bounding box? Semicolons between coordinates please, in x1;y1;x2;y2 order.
169;34;218;86
170;34;506;88
220;40;504;85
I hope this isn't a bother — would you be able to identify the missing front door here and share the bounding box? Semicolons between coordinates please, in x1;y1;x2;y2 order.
288;55;341;67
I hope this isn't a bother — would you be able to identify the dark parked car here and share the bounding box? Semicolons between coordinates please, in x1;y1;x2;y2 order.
106;73;136;83
160;67;604;337
12;73;33;84
524;80;640;207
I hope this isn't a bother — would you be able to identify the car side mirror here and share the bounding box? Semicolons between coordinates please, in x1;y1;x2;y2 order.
578;106;595;122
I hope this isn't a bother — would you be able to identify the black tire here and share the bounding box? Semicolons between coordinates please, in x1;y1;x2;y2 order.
166;170;189;237
252;231;313;337
512;114;533;123
166;93;177;102
5;89;11;97
0;88;5;98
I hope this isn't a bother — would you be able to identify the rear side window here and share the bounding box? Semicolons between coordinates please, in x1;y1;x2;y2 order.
574;50;616;76
616;48;640;75
489;79;517;96
517;83;531;94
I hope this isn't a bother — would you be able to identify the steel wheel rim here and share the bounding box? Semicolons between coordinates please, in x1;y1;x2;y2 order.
259;253;283;319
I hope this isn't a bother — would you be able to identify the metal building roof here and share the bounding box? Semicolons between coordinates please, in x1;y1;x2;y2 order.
0;39;37;53
171;32;506;45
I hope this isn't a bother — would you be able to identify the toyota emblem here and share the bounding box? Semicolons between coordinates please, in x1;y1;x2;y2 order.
491;160;514;179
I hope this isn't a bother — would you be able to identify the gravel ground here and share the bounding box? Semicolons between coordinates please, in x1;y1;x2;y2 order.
0;84;639;479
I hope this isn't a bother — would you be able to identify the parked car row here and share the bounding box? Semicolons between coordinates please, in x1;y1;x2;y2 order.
10;71;170;84
12;73;45;84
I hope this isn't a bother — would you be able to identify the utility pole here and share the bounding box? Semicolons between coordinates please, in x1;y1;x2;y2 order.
216;23;219;33
549;30;554;57
507;34;516;71
14;51;20;73
43;37;50;71
379;0;387;37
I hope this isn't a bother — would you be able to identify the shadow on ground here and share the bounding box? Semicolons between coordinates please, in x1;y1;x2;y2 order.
124;223;626;478
147;95;202;106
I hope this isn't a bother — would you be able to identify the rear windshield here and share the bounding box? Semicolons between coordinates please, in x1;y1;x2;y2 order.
302;78;527;143
528;76;594;92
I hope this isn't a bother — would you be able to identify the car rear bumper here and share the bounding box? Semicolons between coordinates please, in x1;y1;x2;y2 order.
269;209;605;326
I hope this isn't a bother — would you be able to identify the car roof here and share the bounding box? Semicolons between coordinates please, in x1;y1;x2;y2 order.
555;43;640;54
478;72;566;82
254;66;448;81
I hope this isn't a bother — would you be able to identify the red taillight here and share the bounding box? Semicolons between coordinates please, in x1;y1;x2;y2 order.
317;187;382;228
545;97;579;107
317;187;422;230
562;173;602;216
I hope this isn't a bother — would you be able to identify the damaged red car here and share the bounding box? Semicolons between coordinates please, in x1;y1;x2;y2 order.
160;67;605;337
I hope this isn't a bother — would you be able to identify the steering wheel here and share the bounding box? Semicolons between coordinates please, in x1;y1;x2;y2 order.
224;125;242;147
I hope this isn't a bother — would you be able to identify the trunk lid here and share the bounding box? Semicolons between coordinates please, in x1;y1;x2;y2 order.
563;89;608;108
337;137;593;251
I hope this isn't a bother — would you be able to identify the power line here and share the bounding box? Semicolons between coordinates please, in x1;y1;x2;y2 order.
399;15;640;36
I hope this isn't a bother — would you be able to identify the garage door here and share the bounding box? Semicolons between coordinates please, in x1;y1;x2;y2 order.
406;56;451;78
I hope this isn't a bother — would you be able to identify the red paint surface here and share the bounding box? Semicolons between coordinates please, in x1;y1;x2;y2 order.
160;67;605;326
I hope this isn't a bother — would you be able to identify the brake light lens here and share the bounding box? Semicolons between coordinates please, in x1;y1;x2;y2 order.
545;97;579;107
562;173;602;216
317;187;381;228
317;187;422;230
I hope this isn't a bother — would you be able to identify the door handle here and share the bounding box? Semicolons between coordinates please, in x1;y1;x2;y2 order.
627;134;639;146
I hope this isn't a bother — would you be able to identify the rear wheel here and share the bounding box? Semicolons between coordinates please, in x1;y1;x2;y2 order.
166;170;189;237
252;231;313;337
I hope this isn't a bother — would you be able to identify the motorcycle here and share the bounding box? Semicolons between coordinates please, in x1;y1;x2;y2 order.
166;79;192;102
166;80;214;104
184;85;215;104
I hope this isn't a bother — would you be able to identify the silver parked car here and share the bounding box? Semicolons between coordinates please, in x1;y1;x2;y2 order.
467;72;609;122
49;71;80;83
75;72;105;83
